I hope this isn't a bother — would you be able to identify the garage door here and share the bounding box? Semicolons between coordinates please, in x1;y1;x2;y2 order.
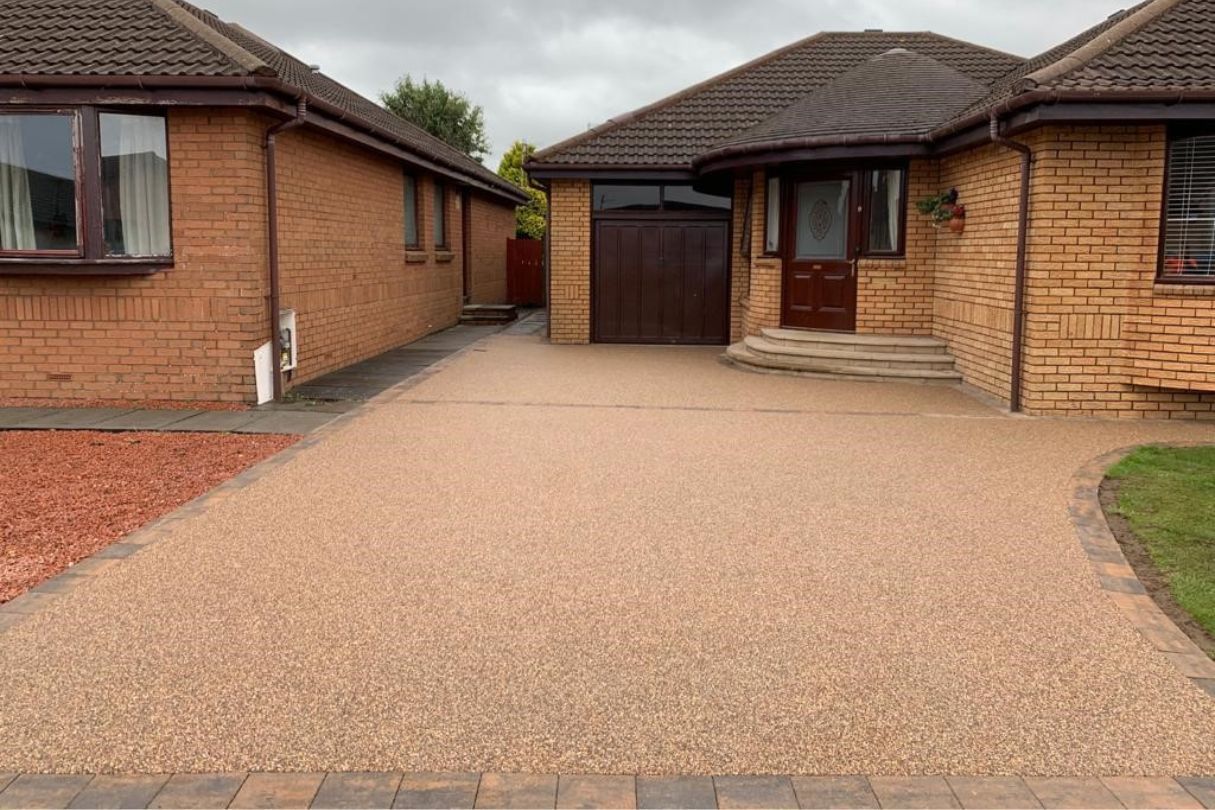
593;220;729;344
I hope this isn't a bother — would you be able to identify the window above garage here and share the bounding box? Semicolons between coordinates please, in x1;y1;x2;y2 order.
592;184;731;216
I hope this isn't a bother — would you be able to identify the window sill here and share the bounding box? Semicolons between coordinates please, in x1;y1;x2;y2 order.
0;259;172;277
405;250;428;264
435;250;455;263
1154;280;1215;296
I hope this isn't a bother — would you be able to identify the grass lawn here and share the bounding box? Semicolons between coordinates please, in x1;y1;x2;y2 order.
1108;445;1215;645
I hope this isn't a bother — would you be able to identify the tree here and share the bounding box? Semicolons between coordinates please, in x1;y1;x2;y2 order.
498;140;547;239
380;75;490;161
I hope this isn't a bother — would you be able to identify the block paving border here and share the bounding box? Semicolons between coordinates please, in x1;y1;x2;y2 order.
1069;445;1215;699
0;772;1212;809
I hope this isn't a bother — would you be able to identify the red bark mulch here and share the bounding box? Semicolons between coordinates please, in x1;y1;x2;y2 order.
0;430;299;604
0;398;248;411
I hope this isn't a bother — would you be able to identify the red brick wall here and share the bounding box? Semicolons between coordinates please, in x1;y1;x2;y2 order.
0;108;268;405
0;107;518;404
273;126;466;388
467;193;513;305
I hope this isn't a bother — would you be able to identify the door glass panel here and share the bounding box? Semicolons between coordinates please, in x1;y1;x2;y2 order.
795;180;849;260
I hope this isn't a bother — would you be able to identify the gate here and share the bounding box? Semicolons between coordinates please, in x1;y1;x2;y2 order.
507;238;545;306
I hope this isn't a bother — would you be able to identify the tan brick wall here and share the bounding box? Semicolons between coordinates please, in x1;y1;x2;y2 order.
1020;124;1215;419
740;169;782;336
930;141;1023;401
548;179;591;343
0;108;268;405
467;193;514;305
856;159;937;336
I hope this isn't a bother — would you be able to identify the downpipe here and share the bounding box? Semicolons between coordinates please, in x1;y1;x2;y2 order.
264;98;307;401
989;113;1033;413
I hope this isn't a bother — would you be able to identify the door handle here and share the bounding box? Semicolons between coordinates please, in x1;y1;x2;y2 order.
850;257;858;279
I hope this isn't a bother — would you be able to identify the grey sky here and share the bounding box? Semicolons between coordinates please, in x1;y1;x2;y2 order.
199;0;1134;168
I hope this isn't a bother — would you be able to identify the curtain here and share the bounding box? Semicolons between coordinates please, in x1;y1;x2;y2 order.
113;115;170;256
884;170;902;251
0;116;36;251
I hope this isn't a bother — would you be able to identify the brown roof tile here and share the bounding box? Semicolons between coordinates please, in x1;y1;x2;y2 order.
531;31;1022;168
0;0;525;203
700;49;987;164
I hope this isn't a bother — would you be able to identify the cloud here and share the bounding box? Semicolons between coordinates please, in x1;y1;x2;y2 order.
198;0;1134;167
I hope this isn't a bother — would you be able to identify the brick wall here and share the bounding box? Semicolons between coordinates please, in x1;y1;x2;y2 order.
1020;124;1215;419
739;170;782;336
729;174;752;341
0;108;268;405
548;179;591;344
931;141;1023;400
467;193;513;305
274;126;466;387
856;159;937;336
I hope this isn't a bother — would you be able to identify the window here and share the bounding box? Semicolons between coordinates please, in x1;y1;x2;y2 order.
765;176;781;254
866;168;905;255
100;113;170;257
0;113;79;253
1161;129;1215;281
662;185;730;211
433;181;447;248
404;174;419;247
591;184;730;213
0;106;171;267
594;184;660;211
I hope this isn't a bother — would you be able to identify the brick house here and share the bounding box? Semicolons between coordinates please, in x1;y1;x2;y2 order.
528;0;1215;420
0;0;525;406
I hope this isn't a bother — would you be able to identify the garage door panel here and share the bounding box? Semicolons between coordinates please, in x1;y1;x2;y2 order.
594;220;728;345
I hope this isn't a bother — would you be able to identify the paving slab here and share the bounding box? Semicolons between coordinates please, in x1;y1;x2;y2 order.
68;774;169;809
147;773;247;809
91;410;203;431
946;776;1041;809
10;408;134;429
392;773;479;809
713;776;797;809
229;773;323;809
1024;777;1122;809
158;411;263;433
474;774;558;809
791;776;879;809
232;411;336;435
1179;778;1215;809
636;777;717;810
0;408;56;428
311;772;401;809
556;775;636;809
0;774;91;809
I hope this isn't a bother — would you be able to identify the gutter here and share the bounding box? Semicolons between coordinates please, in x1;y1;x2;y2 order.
264;98;308;401
988;112;1033;414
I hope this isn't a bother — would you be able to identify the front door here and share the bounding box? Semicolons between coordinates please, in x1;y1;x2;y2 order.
781;176;858;331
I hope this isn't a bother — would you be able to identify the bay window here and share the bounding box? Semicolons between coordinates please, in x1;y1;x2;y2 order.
1161;127;1215;282
0;106;171;270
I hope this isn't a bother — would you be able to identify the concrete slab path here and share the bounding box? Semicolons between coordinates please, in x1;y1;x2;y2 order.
1;331;1214;777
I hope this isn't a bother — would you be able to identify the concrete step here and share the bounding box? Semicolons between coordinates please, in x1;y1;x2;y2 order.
743;336;959;372
725;341;963;383
459;304;518;325
761;327;950;355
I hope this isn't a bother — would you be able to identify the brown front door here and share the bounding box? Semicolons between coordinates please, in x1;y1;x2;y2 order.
782;176;858;331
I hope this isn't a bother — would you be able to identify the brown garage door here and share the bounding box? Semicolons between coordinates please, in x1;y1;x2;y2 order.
593;219;729;344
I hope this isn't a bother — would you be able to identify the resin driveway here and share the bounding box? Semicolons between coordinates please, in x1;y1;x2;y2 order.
2;332;1215;777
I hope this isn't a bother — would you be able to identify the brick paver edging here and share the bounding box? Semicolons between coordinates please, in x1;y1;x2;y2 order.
1069;445;1215;699
0;328;503;638
0;771;1213;809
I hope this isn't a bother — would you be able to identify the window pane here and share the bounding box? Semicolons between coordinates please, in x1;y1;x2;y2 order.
404;175;418;246
866;169;904;254
593;184;659;211
0;114;78;252
662;185;730;211
433;182;446;246
765;177;780;253
1163;134;1215;279
795;180;850;260
100;113;170;256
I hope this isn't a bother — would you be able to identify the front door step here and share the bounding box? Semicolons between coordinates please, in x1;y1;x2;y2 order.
725;329;963;383
459;304;518;325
